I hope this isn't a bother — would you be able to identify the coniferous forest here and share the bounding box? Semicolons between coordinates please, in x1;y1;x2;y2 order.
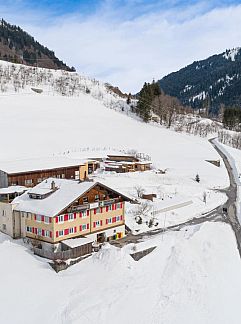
158;48;241;115
0;19;75;71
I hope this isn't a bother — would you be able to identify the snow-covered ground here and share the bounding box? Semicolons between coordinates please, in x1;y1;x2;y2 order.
0;91;229;231
214;140;241;221
92;170;227;233
1;222;241;324
0;61;240;323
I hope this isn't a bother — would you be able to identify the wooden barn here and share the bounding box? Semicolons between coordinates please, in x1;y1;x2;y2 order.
0;157;100;188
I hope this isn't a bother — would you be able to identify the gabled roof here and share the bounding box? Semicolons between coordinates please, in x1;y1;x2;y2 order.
12;178;133;217
0;186;27;195
0;156;87;174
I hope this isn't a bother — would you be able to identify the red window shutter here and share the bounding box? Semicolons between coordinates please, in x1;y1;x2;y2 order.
56;231;59;238
94;209;97;215
55;217;58;223
106;219;108;225
35;228;37;234
80;225;82;232
64;214;68;221
74;226;77;233
100;207;103;213
100;220;103;226
32;227;35;234
113;217;116;223
93;222;96;228
87;210;90;216
42;229;45;236
49;217;52;223
120;203;123;208
120;215;123;221
34;215;36;221
106;206;109;212
64;229;69;235
87;223;89;230
112;204;115;210
115;204;117;210
41;216;44;222
74;213;76;219
80;212;82;218
50;231;52;238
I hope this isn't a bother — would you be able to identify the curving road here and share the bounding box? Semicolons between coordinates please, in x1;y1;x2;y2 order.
209;138;241;257
112;138;241;257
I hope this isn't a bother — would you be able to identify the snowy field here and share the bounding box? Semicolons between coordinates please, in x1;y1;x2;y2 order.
0;62;240;324
0;92;229;228
1;222;241;324
214;141;241;221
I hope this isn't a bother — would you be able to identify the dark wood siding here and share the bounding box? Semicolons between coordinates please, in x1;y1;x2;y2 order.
8;165;80;187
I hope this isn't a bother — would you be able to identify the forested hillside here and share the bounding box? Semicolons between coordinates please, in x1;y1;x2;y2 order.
158;48;241;114
0;19;74;71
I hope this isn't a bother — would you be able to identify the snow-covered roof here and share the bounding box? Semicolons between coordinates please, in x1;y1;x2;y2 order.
12;178;133;217
62;237;93;248
106;160;151;166
0;156;87;174
12;178;97;217
28;187;54;196
0;186;27;195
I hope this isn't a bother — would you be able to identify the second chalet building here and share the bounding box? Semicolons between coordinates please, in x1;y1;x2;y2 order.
0;156;100;188
0;178;132;245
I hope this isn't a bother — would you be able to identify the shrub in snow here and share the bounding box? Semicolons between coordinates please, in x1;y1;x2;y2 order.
195;174;200;183
134;185;145;198
135;216;143;225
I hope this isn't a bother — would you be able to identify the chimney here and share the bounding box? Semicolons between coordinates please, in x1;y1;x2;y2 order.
51;180;56;191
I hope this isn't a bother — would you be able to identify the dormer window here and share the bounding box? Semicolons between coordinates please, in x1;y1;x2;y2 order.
28;183;58;200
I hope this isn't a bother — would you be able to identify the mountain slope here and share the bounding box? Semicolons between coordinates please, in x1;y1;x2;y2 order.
0;19;74;71
0;59;130;113
1;59;240;324
158;48;241;112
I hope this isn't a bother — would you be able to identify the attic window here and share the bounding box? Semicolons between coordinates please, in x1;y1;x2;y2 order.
83;197;88;204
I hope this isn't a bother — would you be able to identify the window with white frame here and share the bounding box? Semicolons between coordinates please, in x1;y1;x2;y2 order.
45;230;50;237
69;227;74;234
107;218;112;224
44;216;49;224
36;215;42;222
68;213;74;221
59;230;64;236
58;215;64;223
96;207;101;214
25;179;32;185
83;197;88;204
82;211;87;218
26;226;32;232
37;228;42;236
95;220;101;227
117;203;122;209
75;170;80;180
82;224;87;231
116;216;120;222
95;194;99;201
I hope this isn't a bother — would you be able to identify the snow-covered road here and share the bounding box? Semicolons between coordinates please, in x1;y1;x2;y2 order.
210;138;241;257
